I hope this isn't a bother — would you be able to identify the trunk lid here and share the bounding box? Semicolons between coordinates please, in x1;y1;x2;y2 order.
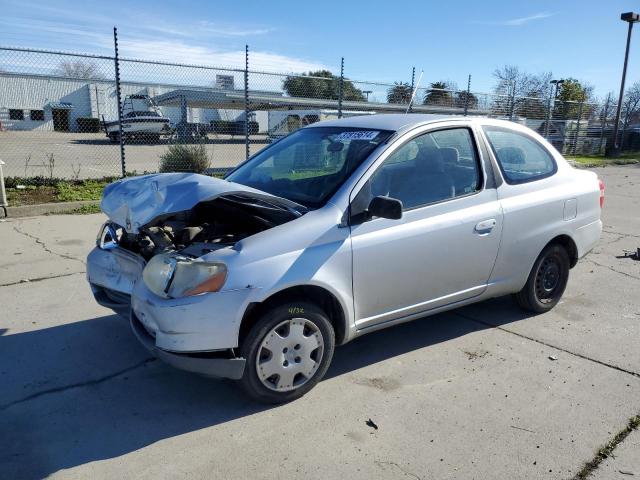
101;173;304;233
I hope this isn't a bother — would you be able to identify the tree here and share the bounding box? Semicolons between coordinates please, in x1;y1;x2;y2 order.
54;60;105;80
491;65;552;119
387;82;412;104
455;91;479;110
282;70;365;101
621;81;640;144
554;78;594;119
423;81;455;106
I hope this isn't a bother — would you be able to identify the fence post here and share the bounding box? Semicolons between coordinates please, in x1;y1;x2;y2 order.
508;80;516;121
0;160;7;217
544;87;553;138
113;27;126;178
464;74;471;116
573;101;584;155
409;67;415;113
244;44;250;161
338;57;344;119
599;94;611;154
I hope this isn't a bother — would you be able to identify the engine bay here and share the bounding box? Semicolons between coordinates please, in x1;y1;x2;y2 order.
116;194;301;260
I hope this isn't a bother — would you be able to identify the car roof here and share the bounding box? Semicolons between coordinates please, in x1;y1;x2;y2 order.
307;113;469;131
306;113;519;133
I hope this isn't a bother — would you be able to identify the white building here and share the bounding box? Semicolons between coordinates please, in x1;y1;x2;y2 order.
0;72;270;132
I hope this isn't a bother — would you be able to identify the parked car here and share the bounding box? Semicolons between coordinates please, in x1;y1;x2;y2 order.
87;114;603;403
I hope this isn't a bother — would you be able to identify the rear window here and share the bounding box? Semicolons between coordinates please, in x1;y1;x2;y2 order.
483;126;556;184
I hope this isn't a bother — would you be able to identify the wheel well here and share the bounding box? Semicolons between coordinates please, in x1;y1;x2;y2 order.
239;285;347;347
548;234;579;268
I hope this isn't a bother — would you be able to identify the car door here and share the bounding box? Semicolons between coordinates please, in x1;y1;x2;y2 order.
349;125;503;330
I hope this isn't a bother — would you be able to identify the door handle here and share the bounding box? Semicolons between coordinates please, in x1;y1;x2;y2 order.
475;219;496;233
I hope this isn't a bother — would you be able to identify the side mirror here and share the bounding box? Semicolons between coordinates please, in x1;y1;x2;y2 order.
367;195;403;220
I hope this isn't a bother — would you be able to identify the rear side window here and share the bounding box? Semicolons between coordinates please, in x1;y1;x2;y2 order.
483;126;556;184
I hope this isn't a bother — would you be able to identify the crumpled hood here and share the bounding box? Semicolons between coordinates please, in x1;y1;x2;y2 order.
101;173;300;233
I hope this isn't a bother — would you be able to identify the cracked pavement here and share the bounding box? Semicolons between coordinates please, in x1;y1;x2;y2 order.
0;165;639;480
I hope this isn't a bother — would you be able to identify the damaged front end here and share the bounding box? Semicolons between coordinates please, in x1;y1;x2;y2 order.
87;173;306;378
87;172;304;314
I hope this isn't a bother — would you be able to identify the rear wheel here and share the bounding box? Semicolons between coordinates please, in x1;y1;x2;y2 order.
514;243;570;313
239;302;335;403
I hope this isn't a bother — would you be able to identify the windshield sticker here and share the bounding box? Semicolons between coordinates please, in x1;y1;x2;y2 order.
332;131;379;141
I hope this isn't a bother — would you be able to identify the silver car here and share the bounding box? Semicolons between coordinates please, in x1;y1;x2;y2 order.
87;114;603;403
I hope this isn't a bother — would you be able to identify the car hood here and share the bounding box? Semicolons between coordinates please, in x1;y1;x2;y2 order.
101;173;303;233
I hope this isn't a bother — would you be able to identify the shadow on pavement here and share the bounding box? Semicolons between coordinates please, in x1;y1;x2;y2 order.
0;297;530;479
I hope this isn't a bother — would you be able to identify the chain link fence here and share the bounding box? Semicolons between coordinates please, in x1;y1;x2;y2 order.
1;43;638;184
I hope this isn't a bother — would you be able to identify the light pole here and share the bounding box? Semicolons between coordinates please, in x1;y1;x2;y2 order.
363;90;372;101
608;12;640;157
545;79;564;137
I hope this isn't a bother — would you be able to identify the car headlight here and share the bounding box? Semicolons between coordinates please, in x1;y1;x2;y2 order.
142;253;227;299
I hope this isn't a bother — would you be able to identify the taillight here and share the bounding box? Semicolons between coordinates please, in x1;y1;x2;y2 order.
599;179;605;209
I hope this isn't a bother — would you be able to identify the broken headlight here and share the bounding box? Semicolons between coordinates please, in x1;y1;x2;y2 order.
142;253;227;299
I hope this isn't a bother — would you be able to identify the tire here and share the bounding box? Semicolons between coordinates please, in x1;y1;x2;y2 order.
514;243;570;313
239;301;335;403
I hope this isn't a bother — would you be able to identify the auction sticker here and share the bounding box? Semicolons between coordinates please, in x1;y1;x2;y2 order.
333;131;379;141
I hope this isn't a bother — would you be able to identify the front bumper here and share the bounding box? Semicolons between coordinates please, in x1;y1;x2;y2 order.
87;246;145;316
131;280;257;352
87;245;257;379
131;311;245;379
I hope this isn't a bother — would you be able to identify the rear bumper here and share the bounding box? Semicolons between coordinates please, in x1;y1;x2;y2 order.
575;219;603;258
131;311;245;379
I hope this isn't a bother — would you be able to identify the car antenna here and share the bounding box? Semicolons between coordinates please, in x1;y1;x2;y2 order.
406;69;424;114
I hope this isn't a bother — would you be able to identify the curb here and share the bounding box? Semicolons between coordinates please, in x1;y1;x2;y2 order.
0;200;100;218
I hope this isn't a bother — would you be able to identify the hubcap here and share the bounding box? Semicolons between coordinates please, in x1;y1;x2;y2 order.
256;318;324;392
535;256;562;302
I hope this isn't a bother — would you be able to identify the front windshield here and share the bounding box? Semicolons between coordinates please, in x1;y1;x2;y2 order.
226;126;394;208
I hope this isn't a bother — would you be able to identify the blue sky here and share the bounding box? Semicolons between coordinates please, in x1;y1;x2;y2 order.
1;0;639;98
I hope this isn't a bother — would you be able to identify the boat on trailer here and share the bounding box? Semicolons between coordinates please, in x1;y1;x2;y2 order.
103;94;171;143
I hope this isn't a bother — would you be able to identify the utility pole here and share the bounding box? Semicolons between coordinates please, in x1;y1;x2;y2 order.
608;12;639;156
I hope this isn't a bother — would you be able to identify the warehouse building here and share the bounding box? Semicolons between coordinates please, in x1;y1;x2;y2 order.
0;72;273;132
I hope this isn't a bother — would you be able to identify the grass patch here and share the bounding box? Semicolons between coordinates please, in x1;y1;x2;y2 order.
56;180;107;202
5;179;109;206
66;203;102;215
4;172;229;207
6;185;58;205
573;414;640;479
566;152;640;167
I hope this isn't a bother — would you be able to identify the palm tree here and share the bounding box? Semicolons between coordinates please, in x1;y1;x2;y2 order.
423;81;453;106
387;82;412;104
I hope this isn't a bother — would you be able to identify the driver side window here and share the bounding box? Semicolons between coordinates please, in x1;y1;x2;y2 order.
366;127;481;211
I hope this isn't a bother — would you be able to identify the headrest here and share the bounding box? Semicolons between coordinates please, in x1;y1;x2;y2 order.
498;146;525;164
440;147;459;165
416;145;444;173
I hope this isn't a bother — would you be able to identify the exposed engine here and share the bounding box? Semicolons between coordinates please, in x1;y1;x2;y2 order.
116;195;300;260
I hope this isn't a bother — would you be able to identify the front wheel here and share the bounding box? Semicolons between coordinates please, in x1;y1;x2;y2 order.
239;302;335;403
514;243;570;313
